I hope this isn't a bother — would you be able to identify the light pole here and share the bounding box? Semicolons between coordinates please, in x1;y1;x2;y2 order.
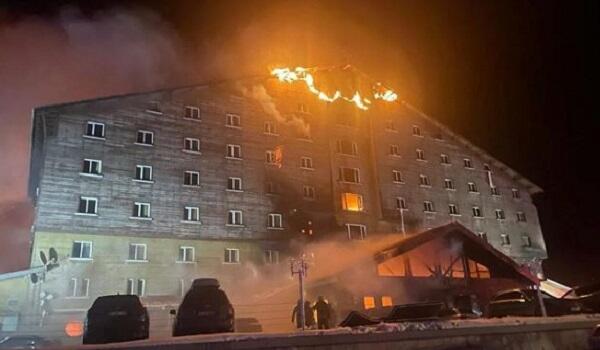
290;255;308;330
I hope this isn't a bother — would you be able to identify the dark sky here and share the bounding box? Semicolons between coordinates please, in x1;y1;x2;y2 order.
0;0;598;284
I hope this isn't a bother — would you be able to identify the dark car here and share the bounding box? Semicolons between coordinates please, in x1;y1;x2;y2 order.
563;282;600;313
83;294;149;344
589;324;600;350
487;288;576;317
0;335;56;349
172;278;234;336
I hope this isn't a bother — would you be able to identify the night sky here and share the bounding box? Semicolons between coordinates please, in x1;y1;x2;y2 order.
0;0;598;284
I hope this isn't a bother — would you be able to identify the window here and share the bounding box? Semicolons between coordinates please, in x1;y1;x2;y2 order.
228;210;243;226
136;130;153;145
440;154;450;165
346;224;367;240
298;103;309;113
389;145;400;156
183;171;200;186
363;296;375;310
226;144;242;159
495;209;506;220
472;206;483;218
444;179;455;190
467;182;478;193
71;241;92;259
265;181;278;194
184;106;200;120
491;187;500;196
336;114;357;127
135;165;152;181
339;167;360;183
128;243;147;261
396;197;407;210
82;159;102;175
227;177;242;191
463;158;473;169
416;149;425;161
226;113;241;127
385;120;396;131
478;232;488;242
300;157;313;169
85;121;105;138
147;101;161;113
224;248;240;263
184;206;200;222
500;234;511;246
336;140;358;156
264;250;279;264
267;213;283;229
412;125;422;136
381;296;393;307
264;121;277;134
303;185;315;200
419;174;431;186
68;278;90;298
521;234;532;247
341;193;364;212
423;201;435;212
512;188;521;199
266;150;276;164
126;278;145;296
392;170;403;183
449;204;460;215
516;212;527;222
132;202;151;218
184;138;200;152
78;197;98;215
178;246;195;262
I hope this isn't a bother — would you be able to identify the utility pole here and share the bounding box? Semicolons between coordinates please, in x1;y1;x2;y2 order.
290;255;308;330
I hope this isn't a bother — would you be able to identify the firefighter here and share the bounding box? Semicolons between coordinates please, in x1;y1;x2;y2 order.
292;299;315;329
313;296;331;329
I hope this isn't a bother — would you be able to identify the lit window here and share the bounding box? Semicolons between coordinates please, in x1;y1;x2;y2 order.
416;149;425;161
381;296;393;307
464;158;473;169
184;106;200;120
512;188;521;199
341;193;364;212
449;204;459;215
440;154;450;164
516;212;527;222
339;167;360;183
178;246;195;262
267;213;283;229
82;159;102;175
68;278;90;298
390;144;400;156
412;125;422;136
423;201;435;212
227;177;242;191
128;243;147;261
183;171;200;186
136;130;153;145
264;121;277;134
184;206;200;222
363;296;375;310
71;241;92;259
132;202;151;218
228;210;243;226
85;121;105;138
226;144;242;159
396;197;407;210
126;278;145;296
495;209;506;220
491;187;500;196
419;174;431;186
226;113;241;127
521;234;532;247
264;250;279;264
224;248;240;263
336;140;358;156
300;157;314;169
444;179;455;190
135;165;152;181
78;197;97;215
266;150;276;164
347;224;367;240
303;185;315;200
184;138;200;152
472;206;483;218
500;234;511;246
467;182;478;193
392;170;403;183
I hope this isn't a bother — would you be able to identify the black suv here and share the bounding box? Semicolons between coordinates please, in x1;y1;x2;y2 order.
172;278;235;336
83;295;149;344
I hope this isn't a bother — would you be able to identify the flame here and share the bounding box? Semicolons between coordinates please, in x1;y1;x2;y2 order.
270;66;386;110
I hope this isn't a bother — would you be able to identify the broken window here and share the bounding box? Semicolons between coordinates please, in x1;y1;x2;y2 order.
339;167;360;183
346;224;367;240
341;193;364;212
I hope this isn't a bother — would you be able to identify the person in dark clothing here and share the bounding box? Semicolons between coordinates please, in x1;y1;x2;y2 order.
292;299;315;329
313;296;331;329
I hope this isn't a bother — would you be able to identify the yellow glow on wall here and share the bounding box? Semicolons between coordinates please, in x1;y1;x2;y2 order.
341;193;363;211
363;296;375;310
381;296;393;307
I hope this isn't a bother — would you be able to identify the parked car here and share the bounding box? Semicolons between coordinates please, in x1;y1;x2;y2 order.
0;335;57;349
172;278;235;336
487;288;576;317
83;294;149;344
589;324;600;350
563;282;600;313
